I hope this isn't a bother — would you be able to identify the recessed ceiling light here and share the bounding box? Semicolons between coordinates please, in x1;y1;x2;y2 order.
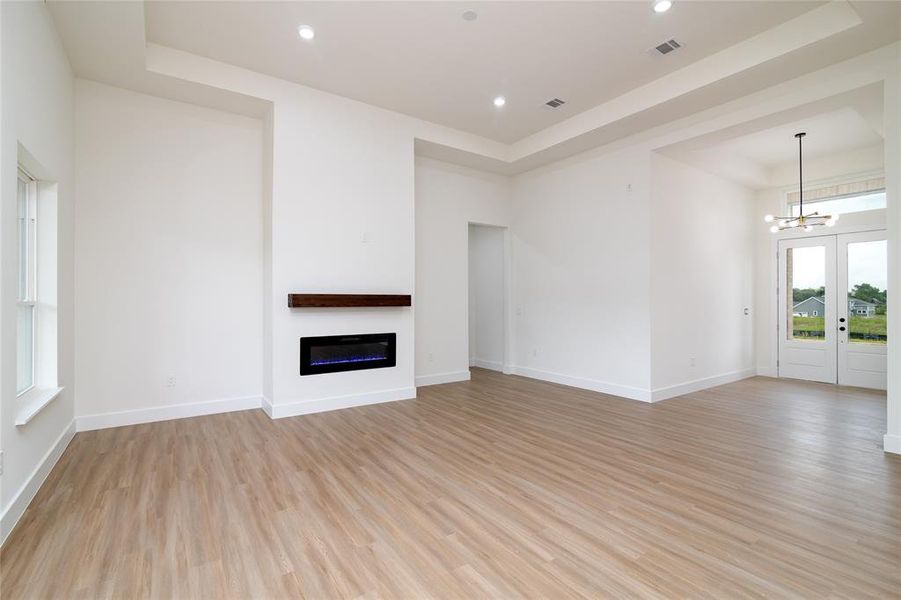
653;0;672;13
493;96;506;107
298;25;315;40
462;9;478;21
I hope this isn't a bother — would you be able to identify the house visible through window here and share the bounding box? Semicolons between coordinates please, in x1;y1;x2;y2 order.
790;190;885;218
17;167;37;396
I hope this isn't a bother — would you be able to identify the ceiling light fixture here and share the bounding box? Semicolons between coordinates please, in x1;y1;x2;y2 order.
764;132;838;233
653;0;673;13
493;96;506;107
298;25;315;40
462;9;478;21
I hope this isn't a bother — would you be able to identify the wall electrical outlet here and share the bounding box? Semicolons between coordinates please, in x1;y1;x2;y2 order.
428;352;434;362
689;356;696;367
166;376;176;387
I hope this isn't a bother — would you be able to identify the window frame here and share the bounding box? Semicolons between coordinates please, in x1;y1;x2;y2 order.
17;166;38;397
788;188;886;219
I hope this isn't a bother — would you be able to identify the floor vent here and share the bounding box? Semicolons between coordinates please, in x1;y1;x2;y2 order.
545;98;566;108
653;39;682;55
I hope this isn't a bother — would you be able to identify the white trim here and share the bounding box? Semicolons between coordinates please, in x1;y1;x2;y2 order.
415;371;471;387
510;365;652;402
267;387;415;419
15;386;64;426
466;221;514;385
757;366;777;377
1;421;75;547
261;395;274;418
470;358;503;372
76;395;262;432
651;369;757;402
884;434;901;455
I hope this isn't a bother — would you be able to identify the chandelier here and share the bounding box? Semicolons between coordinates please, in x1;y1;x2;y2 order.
764;132;838;233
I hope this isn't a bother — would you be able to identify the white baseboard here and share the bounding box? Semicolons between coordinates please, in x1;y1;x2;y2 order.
76;396;262;432
415;371;471;387
470;358;503;372
510;365;652;402
268;387;416;419
756;366;777;377
261;395;274;418
1;420;76;547
884;433;901;455
651;368;757;402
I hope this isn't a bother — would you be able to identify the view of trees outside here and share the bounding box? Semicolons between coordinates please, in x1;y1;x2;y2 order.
787;239;887;344
791;283;887;343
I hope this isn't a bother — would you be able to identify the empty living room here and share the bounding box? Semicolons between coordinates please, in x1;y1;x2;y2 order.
2;0;901;597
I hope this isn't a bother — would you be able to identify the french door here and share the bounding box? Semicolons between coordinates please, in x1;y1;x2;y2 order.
778;231;887;389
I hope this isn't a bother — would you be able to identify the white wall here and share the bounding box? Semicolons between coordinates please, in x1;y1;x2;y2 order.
650;154;756;397
267;89;418;415
126;43;511;416
109;34;901;450
1;1;75;543
74;80;263;425
414;157;509;386
766;143;884;188
468;224;506;371
511;147;653;400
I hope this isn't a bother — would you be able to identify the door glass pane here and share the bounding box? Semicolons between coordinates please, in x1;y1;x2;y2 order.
847;240;887;344
786;246;825;341
17;304;34;394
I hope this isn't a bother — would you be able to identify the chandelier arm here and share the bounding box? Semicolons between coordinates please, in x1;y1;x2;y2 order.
765;133;830;233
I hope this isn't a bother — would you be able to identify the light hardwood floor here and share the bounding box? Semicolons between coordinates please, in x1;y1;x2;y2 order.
2;369;899;598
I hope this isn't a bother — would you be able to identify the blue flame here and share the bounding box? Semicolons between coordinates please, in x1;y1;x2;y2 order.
310;355;385;366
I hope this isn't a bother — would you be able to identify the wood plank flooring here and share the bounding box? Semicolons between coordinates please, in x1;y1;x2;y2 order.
2;369;899;598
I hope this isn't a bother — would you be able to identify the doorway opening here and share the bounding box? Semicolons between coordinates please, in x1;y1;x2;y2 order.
468;224;507;373
778;230;887;389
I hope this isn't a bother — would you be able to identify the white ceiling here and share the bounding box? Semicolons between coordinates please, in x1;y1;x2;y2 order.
713;108;881;167
47;1;901;173
144;1;822;143
658;84;885;189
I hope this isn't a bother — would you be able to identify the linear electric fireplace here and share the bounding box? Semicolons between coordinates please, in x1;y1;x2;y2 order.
300;333;396;375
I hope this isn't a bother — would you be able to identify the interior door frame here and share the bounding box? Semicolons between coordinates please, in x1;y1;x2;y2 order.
466;221;514;375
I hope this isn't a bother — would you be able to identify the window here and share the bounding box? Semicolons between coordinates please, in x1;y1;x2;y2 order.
790;190;886;218
17;167;37;396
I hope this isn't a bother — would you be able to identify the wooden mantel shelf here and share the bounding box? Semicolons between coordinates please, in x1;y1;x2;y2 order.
288;294;412;308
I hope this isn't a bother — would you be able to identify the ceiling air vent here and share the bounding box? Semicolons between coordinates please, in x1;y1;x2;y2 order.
653;39;682;55
544;98;566;108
